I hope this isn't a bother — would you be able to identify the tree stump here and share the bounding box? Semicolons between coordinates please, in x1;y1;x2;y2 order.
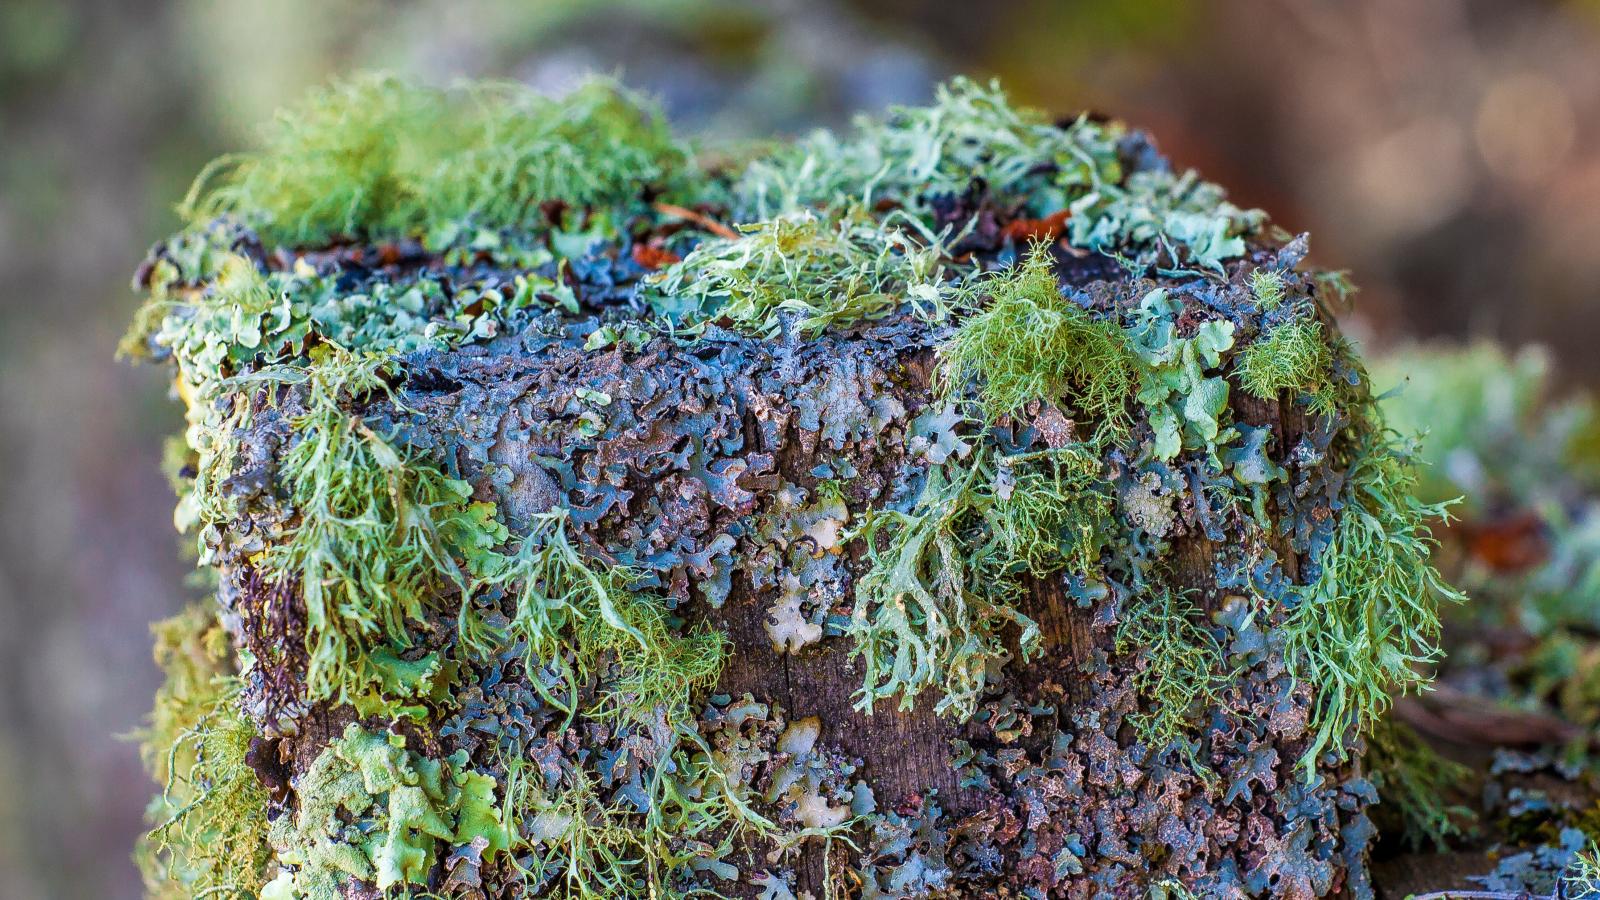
128;75;1453;899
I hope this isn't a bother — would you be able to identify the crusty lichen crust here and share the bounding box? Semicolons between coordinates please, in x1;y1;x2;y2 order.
127;75;1459;898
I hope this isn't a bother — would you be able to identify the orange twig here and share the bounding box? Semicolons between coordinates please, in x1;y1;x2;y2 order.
653;202;739;240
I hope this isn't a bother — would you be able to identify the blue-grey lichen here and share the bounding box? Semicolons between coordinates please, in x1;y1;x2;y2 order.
125;72;1454;898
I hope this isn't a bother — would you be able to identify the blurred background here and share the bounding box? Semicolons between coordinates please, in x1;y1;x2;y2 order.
4;0;1600;896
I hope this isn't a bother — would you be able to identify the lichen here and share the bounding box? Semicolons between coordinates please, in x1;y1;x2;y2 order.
1127;286;1237;460
646;208;953;336
847;456;1042;720
732;76;1123;227
181;74;693;248
1236;317;1340;417
261;724;507;898
938;244;1136;437
1282;431;1464;773
126;71;1452;898
250;347;494;712
471;507;726;726
137;605;273;899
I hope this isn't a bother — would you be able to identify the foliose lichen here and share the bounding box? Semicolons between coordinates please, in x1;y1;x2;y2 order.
126;72;1461;897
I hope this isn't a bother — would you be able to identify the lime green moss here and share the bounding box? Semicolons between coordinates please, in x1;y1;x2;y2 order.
939;245;1137;437
183;74;693;247
144;684;273;899
1248;268;1287;311
981;446;1113;579
1283;433;1464;773
261;725;507;899
1114;588;1228;765
139;604;232;778
137;604;271;899
1235;317;1339;417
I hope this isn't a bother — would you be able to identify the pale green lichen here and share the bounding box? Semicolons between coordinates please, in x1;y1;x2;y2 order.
472;507;726;727
981;446;1113;579
1283;433;1464;774
733;76;1122;224
1562;842;1600;898
250;348;495;711
733;75;1260;274
500;725;803;900
1127;288;1236;460
848;444;1110;720
647;208;953;335
261;724;507;899
849;458;1039;719
1068;167;1264;273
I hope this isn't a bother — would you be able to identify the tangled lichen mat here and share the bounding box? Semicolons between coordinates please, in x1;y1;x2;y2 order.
126;75;1461;898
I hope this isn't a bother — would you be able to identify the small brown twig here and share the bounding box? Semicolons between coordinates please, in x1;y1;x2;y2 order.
653;202;739;240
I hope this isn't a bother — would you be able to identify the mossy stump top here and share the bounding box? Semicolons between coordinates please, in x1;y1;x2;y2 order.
127;75;1457;899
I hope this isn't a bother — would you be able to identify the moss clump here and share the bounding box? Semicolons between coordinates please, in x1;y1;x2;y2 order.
1236;317;1339;416
939;245;1137;437
137;604;272;899
1283;433;1464;773
1114;588;1229;764
647;209;953;336
139;603;232;781
183;74;692;247
1248;267;1287;311
144;685;274;899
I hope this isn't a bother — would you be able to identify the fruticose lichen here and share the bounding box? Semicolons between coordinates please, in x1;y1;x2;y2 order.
127;73;1460;897
1367;343;1600;894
